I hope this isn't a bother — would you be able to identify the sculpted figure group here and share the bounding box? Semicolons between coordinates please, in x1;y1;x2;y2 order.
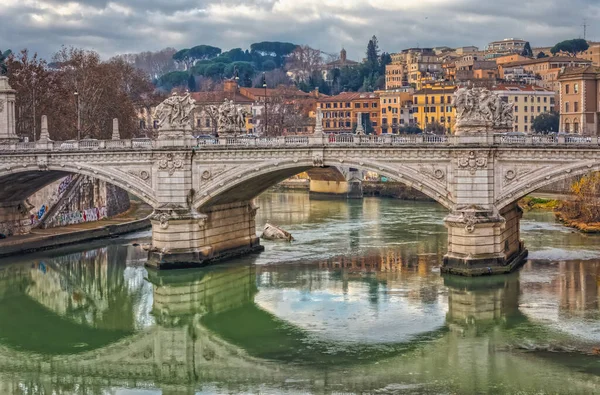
153;93;196;130
453;87;514;131
217;99;248;134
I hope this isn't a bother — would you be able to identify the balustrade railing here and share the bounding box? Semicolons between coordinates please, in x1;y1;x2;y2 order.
3;133;600;153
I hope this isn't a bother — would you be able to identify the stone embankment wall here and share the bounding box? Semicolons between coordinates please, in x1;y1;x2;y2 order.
362;182;432;201
26;176;131;229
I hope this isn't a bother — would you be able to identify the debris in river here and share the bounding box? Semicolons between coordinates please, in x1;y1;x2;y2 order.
261;222;294;242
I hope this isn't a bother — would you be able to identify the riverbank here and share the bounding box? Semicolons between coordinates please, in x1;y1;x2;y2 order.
0;201;152;258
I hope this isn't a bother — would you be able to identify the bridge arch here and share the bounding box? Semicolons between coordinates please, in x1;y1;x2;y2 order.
496;160;598;210
0;163;159;207
193;158;453;211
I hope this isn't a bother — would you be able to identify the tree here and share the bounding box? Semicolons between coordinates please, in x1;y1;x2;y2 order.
173;49;192;70
366;36;380;73
188;74;196;92
286;45;323;80
54;47;155;139
550;39;589;56
379;52;392;74
532;112;560;134
187;45;222;61
113;48;180;79
399;125;422;134
6;49;61;140
250;41;297;68
157;71;189;91
537;51;549;59
521;42;533;57
224;62;255;87
254;86;312;136
425;121;446;135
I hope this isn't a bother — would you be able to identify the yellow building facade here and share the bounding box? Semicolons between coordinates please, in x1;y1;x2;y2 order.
412;85;457;133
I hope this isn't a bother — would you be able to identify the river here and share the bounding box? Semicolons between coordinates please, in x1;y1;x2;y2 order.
0;192;599;394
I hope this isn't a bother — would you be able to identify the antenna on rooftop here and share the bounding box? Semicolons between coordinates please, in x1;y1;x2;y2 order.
582;18;587;40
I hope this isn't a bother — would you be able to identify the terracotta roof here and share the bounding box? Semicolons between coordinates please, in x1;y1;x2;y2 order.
414;87;457;94
491;84;554;92
191;91;253;104
502;56;592;68
317;92;379;102
558;65;600;77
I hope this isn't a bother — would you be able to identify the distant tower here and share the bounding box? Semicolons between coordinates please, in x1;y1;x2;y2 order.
340;48;347;63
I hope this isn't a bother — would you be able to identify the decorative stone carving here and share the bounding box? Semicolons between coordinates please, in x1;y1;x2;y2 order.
217;99;248;134
0;99;4;113
36;155;48;170
157;153;184;175
128;170;151;185
313;154;324;167
457;151;487;175
156;213;170;229
453;87;513;133
153;93;196;130
419;164;446;181
503;167;534;187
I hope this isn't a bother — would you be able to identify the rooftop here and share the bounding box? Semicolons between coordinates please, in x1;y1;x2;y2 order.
491;84;554;92
502;56;592;68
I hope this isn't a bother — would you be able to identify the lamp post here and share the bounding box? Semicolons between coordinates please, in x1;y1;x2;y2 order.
262;72;268;136
74;90;81;140
32;72;36;142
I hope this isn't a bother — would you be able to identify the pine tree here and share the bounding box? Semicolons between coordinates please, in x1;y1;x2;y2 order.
366;36;380;73
187;74;196;92
521;42;533;57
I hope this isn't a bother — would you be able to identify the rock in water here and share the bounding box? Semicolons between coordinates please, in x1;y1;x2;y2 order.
261;223;294;242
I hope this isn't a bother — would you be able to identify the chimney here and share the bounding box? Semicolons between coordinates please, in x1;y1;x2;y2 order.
224;79;238;94
314;87;319;98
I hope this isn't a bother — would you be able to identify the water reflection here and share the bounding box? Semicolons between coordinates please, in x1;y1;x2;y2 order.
0;193;599;393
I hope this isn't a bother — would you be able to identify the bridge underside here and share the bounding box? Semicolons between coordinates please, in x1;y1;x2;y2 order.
0;170;70;236
306;167;363;199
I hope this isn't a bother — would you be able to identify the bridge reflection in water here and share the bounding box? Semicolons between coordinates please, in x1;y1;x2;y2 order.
0;243;599;394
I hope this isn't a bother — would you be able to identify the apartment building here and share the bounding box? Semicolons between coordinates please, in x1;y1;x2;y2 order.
491;84;555;133
558;66;600;135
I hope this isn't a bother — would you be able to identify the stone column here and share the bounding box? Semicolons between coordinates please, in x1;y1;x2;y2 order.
0;76;18;143
443;202;527;276
0;201;33;236
147;200;263;270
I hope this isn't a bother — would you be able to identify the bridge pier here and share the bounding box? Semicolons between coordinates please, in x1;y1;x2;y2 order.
0;201;33;236
307;167;363;199
147;201;263;270
443;202;527;276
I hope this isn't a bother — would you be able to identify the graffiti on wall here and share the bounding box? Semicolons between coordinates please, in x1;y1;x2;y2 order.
52;206;107;227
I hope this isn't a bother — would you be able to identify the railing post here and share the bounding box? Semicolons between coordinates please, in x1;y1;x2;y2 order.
384;134;392;144
219;137;228;146
558;134;566;144
99;140;106;149
416;135;424;144
353;135;360;144
525;135;533;145
591;136;599;145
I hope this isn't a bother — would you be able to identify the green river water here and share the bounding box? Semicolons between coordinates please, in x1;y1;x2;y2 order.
0;192;599;394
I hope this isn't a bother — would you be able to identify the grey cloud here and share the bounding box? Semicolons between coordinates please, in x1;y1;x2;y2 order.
0;0;598;61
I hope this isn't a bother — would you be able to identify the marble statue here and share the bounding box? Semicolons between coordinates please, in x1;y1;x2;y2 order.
314;107;324;135
217;99;248;134
453;87;513;132
153;93;196;130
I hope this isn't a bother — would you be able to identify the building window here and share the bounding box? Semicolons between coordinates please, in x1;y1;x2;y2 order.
565;84;570;94
514;96;518;102
574;122;579;133
544;106;547;112
574;102;579;112
430;107;436;113
537;97;540;103
565;102;570;112
326;121;330;128
565;122;570;132
354;103;360;108
530;106;534;112
537;106;540;113
346;122;351;127
524;116;528;123
206;119;211;128
413;107;419;113
431;97;436;104
400;119;405;124
514;106;518;112
414;97;418;104
574;83;579;93
524;125;528;132
334;103;338;108
515;115;518;123
544;97;547;103
524;106;528;112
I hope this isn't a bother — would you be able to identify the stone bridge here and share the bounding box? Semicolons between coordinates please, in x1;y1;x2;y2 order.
1;78;599;275
2;131;599;275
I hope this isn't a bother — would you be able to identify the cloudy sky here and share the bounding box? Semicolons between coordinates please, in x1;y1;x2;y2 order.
1;0;599;60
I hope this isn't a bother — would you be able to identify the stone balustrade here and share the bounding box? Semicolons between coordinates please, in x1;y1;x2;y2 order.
1;133;599;152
